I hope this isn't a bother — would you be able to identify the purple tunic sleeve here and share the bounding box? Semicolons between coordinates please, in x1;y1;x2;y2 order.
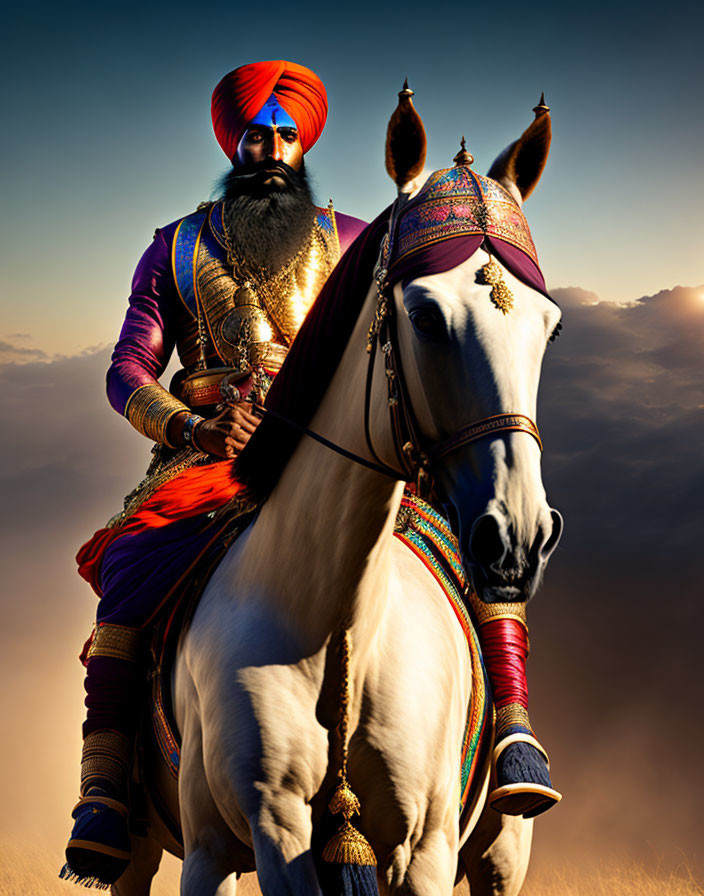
106;222;181;416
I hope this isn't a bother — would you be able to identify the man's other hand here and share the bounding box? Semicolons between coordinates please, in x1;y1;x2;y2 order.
197;402;261;458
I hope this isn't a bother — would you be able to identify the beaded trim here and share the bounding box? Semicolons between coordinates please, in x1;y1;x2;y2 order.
106;446;215;530
86;624;142;663
123;383;190;446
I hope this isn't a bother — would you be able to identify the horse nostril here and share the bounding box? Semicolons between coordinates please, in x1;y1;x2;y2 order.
469;514;506;568
540;509;563;559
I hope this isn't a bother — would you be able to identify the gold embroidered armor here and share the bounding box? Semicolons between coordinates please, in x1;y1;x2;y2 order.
123;200;340;442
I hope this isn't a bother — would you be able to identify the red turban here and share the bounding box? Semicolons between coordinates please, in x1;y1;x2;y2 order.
211;60;328;160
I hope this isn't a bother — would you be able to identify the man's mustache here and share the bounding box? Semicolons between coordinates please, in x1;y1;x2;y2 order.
230;160;298;184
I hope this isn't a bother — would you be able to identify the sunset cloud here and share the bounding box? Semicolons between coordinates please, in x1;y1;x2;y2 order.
0;340;50;363
540;284;704;557
2;284;700;551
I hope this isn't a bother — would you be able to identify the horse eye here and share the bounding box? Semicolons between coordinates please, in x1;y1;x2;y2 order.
409;308;443;339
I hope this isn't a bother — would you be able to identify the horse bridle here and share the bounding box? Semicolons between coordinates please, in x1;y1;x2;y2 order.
255;220;543;493
360;261;542;496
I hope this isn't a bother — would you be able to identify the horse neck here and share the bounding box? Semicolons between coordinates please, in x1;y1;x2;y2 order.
237;283;404;652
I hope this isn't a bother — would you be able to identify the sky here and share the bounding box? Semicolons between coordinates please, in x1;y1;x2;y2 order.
1;0;703;890
2;0;703;357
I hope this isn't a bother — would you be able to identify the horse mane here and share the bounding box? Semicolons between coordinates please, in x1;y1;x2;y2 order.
235;206;391;499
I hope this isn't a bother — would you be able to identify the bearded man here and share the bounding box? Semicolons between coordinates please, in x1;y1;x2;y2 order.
61;60;365;889
61;63;560;892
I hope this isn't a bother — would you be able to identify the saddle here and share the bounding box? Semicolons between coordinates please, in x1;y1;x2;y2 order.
134;491;492;850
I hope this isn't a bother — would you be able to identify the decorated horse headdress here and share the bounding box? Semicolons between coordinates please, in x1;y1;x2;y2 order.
381;85;554;308
237;85;558;497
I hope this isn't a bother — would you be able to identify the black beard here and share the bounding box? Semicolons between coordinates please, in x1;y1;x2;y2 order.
219;161;316;275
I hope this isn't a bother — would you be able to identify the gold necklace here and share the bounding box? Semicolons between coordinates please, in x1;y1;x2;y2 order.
221;215;331;346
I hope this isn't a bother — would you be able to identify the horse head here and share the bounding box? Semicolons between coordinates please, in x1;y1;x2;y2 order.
374;86;563;604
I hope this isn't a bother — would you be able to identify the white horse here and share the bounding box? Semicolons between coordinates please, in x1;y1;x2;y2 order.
117;93;562;896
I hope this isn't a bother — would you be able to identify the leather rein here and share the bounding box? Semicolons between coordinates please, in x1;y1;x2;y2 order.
254;225;543;494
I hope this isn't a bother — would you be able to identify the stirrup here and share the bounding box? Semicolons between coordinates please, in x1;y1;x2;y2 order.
488;732;562;818
61;794;131;888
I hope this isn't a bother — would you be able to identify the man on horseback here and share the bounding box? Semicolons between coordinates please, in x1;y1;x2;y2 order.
61;65;560;892
61;59;366;888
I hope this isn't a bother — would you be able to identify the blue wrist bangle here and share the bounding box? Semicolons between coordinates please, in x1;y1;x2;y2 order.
182;414;205;451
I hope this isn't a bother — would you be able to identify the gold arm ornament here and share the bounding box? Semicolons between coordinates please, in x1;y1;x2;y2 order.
124;383;190;445
79;730;132;796
86;624;142;664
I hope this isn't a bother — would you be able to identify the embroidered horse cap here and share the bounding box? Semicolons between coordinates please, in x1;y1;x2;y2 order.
386;162;549;299
395;166;539;270
211;60;328;161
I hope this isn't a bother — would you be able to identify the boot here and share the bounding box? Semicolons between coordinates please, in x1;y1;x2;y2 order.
467;594;561;818
60;624;142;888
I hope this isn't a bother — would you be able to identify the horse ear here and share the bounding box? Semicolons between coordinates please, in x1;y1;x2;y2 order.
487;95;552;205
385;80;427;189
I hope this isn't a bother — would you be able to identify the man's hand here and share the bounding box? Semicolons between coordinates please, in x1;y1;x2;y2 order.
168;402;261;458
196;402;261;458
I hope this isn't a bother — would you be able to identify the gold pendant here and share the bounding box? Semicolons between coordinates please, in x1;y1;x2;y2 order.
479;257;514;314
234;282;257;306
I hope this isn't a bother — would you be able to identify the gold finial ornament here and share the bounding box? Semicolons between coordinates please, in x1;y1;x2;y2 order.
399;77;414;97
453;136;474;168
385;78;427;185
532;92;550;117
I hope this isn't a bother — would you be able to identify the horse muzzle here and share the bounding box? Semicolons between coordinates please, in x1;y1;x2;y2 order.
462;507;563;603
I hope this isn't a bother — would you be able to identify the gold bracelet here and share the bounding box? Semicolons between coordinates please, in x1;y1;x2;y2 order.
124;384;190;446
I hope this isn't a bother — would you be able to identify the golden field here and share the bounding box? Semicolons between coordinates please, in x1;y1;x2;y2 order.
1;840;702;896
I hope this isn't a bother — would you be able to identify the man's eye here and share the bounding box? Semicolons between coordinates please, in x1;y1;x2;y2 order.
281;130;298;143
248;132;263;143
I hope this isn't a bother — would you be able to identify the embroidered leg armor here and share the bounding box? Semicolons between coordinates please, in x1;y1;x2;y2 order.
61;624;143;889
466;593;561;817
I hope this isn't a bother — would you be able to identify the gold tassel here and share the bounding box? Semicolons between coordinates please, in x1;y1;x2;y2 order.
323;630;377;867
323;819;377;865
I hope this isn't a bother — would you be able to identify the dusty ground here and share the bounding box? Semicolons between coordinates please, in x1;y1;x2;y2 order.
2;840;702;895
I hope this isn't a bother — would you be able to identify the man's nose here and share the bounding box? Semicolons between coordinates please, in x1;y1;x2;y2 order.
271;131;284;161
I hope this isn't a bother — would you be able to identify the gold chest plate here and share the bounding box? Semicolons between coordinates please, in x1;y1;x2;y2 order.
194;205;340;371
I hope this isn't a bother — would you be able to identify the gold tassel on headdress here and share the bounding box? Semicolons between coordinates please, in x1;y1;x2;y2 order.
322;630;377;868
478;256;514;314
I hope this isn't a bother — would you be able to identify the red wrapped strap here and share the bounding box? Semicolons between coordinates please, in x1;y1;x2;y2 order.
480;618;529;709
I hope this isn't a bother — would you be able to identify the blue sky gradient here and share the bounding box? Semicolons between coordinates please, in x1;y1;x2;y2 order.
3;0;703;352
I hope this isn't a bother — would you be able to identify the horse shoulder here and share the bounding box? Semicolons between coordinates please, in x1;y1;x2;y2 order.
355;541;471;844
